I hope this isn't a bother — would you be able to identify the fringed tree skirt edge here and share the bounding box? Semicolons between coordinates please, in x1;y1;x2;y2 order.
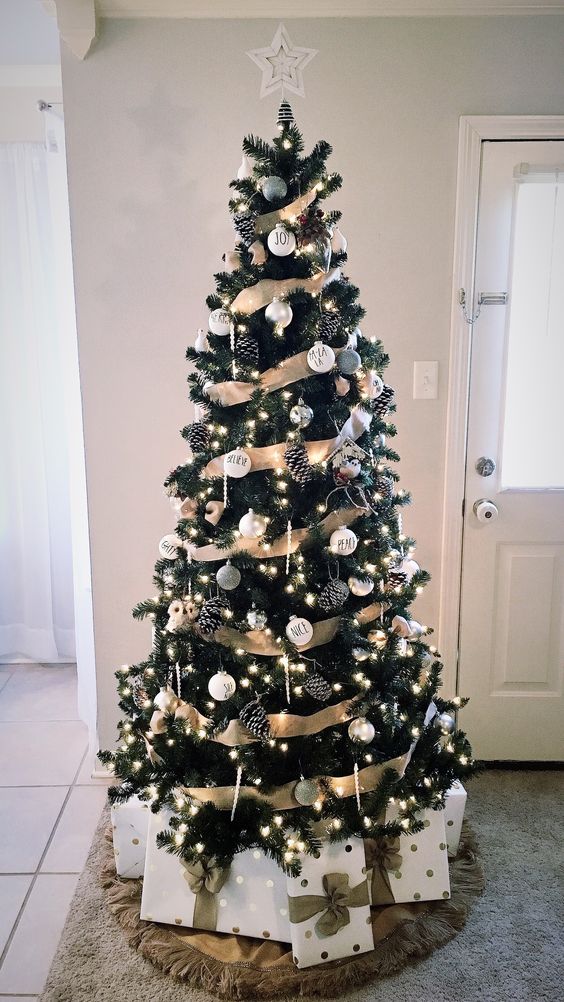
101;821;484;999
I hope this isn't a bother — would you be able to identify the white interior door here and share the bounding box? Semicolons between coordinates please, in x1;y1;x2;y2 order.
458;140;564;761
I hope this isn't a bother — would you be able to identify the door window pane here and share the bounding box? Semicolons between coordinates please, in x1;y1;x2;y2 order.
502;173;564;488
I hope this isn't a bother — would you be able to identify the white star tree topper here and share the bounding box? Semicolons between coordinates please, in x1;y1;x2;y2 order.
247;24;317;99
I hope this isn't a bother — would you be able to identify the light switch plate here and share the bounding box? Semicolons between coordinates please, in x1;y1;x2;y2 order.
413;361;438;399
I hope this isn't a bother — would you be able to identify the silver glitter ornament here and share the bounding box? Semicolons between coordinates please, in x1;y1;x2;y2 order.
337;347;362;375
216;561;241;591
289;398;313;429
348;717;376;744
436;712;456;734
294;778;320;806
262;175;288;202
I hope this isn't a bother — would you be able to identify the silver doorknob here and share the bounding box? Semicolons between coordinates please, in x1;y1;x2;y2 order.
473;499;498;523
475;456;496;477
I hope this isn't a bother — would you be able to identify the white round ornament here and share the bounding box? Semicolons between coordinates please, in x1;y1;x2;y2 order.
366;372;384;399
208;308;231;336
159;533;182;560
265;298;293;328
224;449;251;478
267;222;296;257
352;647;370;662
262;176;287;202
208;670;236;701
407;620;424;640
348;576;374;597
329;525;358;556
153;686;179;713
307;341;336;374
348;717;376;744
286;615;314;646
238;508;266;538
216;561;241;591
391;615;411;638
401;558;421;582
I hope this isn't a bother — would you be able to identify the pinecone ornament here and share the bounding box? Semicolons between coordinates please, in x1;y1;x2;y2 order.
236;332;259;366
284;442;313;485
319;311;340;341
318;578;350;612
375;475;394;501
373;384;395;418
184;421;210;452
234;211;257;247
304;672;332;702
198;597;228;636
388;569;408;588
130;679;149;711
239;697;271;741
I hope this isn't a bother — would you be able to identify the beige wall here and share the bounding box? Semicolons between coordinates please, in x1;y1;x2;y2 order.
60;15;564;749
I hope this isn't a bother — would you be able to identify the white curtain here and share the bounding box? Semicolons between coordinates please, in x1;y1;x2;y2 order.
0;142;75;661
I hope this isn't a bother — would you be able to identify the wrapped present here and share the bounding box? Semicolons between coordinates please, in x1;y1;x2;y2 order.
111;796;150;879
444;780;467;857
286;839;373;969
365;804;450;906
140;811;290;942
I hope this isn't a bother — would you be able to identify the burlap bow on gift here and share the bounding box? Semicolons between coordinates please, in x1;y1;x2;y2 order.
181;858;231;931
364;836;403;905
288;872;369;938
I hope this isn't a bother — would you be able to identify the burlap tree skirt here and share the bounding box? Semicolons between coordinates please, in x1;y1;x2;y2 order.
101;821;484;998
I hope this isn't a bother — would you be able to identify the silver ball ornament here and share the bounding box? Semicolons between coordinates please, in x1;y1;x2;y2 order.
153;686;179;713
352;647;370;662
348;717;376;744
348;576;374;597
265;297;293;328
207;670;236;701
289;399;314;429
247;606;267;630
337;347;362;375
293;778;320;806
436;712;456;734
238;508;266;538
216;561;241;591
262;176;288;202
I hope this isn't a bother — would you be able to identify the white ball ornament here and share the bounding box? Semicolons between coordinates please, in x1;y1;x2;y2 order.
262;176;288;202
401;558;421;582
208;308;231;336
348;717;376;744
158;534;182;560
366;372;384;399
352;647;370;662
224;449;251;478
153;686;179;713
307;341;336;374
207;670;236;701
348;576;375;597
285;615;314;646
391;615;411;638
238;508;266;539
216;561;241;591
329;525;358;556
407;620;424;640
267;222;296;257
265;297;293;328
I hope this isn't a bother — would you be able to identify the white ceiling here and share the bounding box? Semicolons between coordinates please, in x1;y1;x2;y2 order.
0;0;59;65
94;0;564;15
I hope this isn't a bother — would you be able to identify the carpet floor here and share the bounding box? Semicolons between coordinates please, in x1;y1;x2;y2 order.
39;770;563;1002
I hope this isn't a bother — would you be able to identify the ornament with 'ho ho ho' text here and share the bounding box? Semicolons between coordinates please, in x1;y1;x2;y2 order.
216;561;241;591
329;525;358;556
267;222;296;256
307;341;335;373
207;670;236;701
265;297;293;328
238;508;266;538
224;449;251;478
158;534;182;560
286;615;314;646
208;308;231;336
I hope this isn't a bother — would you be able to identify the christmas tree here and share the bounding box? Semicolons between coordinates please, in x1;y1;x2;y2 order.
101;102;474;878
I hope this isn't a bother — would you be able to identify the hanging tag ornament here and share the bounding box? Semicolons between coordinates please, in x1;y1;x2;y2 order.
208;308;231;336
286;615;314;646
307;341;336;373
267;222;296;256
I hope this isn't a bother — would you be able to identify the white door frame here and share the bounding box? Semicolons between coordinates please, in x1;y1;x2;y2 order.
439;115;564;697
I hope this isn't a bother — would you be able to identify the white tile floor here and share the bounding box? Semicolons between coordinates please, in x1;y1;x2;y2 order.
0;664;109;998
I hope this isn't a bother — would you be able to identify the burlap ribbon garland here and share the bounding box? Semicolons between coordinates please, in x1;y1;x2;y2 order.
288;872;370;937
204;345;359;408
254;187;318;236
151;697;355;746
185;505;366;563
363;836;403;906
181;858;231;931
230;268;341;316
203;407;372;479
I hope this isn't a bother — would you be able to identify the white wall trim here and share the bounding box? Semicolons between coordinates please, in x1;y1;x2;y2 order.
439;114;564;697
0;65;62;87
84;0;564;17
43;0;97;60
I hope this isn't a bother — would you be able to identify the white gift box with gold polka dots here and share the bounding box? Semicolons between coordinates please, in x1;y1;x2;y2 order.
286;839;374;969
140;810;291;942
366;804;451;906
110;796;150;879
443;781;467;857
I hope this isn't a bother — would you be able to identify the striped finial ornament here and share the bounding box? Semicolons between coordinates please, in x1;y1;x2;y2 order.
278;99;294;127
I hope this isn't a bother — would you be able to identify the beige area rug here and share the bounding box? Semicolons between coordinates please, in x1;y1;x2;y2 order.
39;771;563;1002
